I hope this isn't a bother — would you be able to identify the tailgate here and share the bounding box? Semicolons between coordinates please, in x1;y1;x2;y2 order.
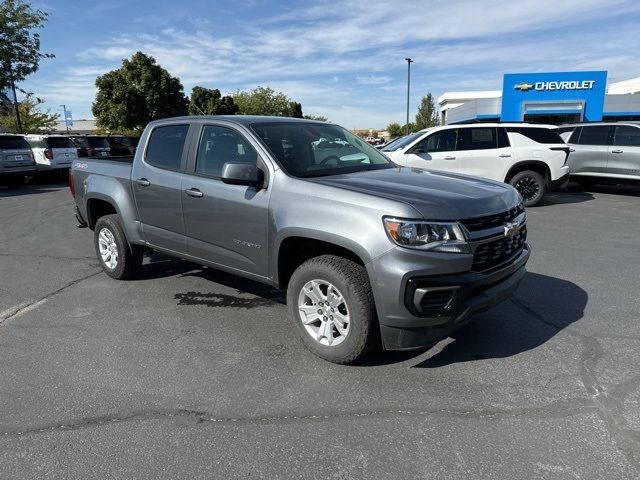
2;149;35;168
53;148;78;165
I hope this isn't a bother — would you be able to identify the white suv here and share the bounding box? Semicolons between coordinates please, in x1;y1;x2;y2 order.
382;123;570;206
25;134;78;171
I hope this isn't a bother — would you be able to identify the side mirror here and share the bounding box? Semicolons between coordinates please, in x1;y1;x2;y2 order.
221;162;264;188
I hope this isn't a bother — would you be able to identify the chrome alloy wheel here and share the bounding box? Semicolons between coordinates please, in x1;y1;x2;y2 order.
297;280;350;346
515;177;540;202
98;227;118;270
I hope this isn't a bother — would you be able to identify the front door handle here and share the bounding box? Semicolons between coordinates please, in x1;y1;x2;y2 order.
611;149;623;154
444;155;456;160
135;178;150;187
499;153;511;158
569;148;576;152
185;188;204;198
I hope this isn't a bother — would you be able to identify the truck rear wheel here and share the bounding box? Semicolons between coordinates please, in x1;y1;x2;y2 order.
287;255;379;364
94;214;143;280
509;170;545;207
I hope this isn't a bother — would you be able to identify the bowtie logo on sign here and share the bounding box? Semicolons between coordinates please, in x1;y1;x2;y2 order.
514;80;596;92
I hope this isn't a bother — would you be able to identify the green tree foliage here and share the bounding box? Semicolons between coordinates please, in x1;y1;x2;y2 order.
385;122;403;137
0;0;54;89
414;93;439;129
189;86;238;116
304;114;329;122
92;52;189;133
0;94;58;133
233;86;303;117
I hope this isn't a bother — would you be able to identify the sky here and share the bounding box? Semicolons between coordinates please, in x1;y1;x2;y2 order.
19;0;640;128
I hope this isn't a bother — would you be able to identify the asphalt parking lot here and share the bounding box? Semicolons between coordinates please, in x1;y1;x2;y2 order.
1;177;639;479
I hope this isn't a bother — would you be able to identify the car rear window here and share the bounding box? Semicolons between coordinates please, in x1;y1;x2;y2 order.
506;127;565;144
0;136;31;150
145;124;189;170
46;137;75;149
107;136;133;147
71;137;88;148
86;137;110;148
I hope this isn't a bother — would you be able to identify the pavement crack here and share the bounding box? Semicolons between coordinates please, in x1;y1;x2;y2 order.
0;270;102;325
0;398;599;438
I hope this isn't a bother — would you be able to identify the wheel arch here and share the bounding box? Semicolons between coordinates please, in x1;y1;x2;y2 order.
504;160;551;186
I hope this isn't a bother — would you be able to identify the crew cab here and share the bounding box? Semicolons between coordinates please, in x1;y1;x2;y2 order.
70;116;530;363
382;123;570;206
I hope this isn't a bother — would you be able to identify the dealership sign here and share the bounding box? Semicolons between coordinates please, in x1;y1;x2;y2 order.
502;71;608;122
514;80;596;92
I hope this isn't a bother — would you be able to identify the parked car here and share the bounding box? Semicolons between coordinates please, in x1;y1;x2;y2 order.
382;123;570;206
556;122;640;185
0;134;37;179
376;136;402;149
106;135;138;157
70;116;529;364
70;136;111;158
25;134;78;171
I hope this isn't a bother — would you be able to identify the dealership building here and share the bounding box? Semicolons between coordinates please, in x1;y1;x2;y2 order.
438;71;640;125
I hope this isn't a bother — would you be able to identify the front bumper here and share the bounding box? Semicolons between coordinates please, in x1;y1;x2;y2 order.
370;244;530;350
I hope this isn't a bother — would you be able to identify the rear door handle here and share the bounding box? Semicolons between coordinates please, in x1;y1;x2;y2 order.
444;155;456;160
135;178;150;187
185;188;204;198
498;153;511;158
611;149;623;154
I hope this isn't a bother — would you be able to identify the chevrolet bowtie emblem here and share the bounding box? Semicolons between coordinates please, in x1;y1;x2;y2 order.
514;82;534;91
503;221;519;237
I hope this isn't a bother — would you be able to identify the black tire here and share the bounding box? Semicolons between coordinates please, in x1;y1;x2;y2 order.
94;214;143;280
509;170;546;207
287;255;379;364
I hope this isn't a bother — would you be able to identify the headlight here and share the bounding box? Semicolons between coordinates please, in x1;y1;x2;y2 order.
383;218;470;253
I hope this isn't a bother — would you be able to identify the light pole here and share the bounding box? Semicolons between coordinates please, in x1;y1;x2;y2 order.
59;104;70;135
405;58;413;135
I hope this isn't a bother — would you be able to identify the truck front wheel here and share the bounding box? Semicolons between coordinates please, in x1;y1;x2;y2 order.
287;255;379;364
94;214;143;280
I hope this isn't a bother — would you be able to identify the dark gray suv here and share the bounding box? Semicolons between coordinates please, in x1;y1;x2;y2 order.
558;122;640;185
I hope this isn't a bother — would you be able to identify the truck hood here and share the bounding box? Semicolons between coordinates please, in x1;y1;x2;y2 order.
307;167;520;220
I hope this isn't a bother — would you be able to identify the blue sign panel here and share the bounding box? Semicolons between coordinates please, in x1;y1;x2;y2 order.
501;71;607;121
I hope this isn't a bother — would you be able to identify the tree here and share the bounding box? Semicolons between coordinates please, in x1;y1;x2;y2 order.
233;86;303;117
0;94;58;133
415;93;439;130
386;122;403;137
189;86;238;116
92;52;189;133
0;0;55;133
304;114;329;122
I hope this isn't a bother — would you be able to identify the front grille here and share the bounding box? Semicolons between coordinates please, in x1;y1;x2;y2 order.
460;204;524;232
420;289;457;312
472;226;527;272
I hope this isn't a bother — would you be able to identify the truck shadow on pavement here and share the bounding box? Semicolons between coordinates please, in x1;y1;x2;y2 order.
409;272;588;368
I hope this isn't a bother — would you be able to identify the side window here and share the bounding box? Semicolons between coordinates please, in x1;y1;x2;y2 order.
567;127;581;144
497;128;510;148
423;129;457;153
145;124;189;170
612;126;640;147
196;125;258;178
460;128;497;151
577;126;610;146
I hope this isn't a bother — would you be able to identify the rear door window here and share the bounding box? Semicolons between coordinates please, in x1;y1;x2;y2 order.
459;127;497;151
145;124;189;171
577;126;611;146
0;136;31;150
46;137;75;149
612;126;640;147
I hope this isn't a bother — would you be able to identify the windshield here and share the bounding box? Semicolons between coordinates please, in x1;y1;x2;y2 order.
380;131;425;152
251;122;394;178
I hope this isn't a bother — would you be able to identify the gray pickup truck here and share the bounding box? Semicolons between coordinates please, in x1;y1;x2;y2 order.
70;116;530;363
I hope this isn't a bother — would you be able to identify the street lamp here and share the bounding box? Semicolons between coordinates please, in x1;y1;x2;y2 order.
405;58;413;135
